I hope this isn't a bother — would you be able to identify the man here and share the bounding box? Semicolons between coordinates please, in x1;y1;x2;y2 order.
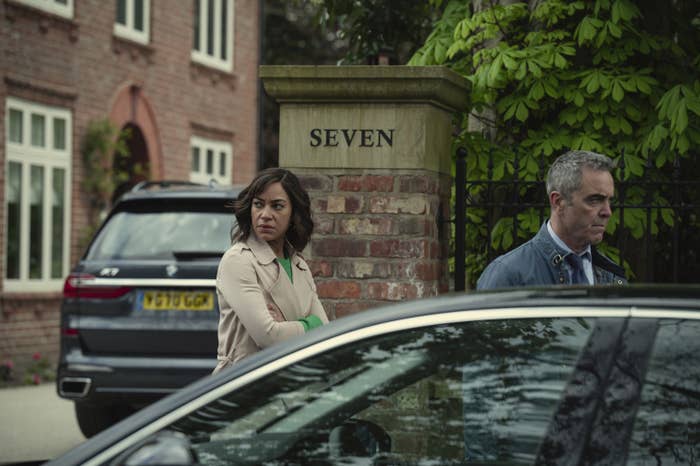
476;150;627;289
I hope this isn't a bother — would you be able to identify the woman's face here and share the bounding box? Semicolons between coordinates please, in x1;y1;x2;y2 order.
251;181;292;253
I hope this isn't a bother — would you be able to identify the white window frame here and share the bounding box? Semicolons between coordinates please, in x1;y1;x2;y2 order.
4;97;72;292
14;0;73;19
113;0;151;45
189;136;232;185
191;0;234;72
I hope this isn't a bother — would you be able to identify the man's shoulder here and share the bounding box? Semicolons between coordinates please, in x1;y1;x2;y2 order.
489;238;540;264
476;238;541;289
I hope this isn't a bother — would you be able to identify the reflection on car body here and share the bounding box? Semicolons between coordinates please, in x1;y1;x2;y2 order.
47;287;700;465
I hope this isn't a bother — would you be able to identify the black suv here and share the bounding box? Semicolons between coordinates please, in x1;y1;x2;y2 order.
56;181;240;437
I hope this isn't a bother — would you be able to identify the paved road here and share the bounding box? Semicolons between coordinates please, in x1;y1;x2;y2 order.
0;383;85;464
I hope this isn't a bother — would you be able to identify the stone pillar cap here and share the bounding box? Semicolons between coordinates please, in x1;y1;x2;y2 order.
260;65;470;113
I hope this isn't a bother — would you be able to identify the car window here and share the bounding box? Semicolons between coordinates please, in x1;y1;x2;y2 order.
628;318;700;464
86;210;234;260
165;317;602;465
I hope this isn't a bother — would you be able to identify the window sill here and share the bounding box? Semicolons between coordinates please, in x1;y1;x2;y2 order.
112;34;155;64
190;60;238;91
4;0;79;42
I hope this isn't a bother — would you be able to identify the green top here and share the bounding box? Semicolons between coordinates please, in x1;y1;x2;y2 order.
278;255;293;283
277;254;323;333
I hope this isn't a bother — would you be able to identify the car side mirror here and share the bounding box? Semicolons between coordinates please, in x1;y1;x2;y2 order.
112;430;197;466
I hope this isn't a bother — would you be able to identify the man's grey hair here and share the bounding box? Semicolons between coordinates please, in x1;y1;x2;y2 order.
546;150;615;199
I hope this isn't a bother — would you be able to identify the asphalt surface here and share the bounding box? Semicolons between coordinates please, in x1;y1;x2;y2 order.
0;383;85;464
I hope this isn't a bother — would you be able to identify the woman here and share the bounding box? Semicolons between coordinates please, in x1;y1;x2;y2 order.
213;168;329;373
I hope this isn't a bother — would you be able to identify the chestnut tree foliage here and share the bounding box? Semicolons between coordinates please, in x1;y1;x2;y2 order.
406;0;700;282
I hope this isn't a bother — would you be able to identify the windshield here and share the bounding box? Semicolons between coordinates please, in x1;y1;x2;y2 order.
86;208;235;261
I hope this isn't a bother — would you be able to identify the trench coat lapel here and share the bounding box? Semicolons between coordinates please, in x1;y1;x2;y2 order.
267;265;303;321
247;234;303;322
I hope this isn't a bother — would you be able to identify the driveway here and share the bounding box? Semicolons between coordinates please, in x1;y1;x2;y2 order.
0;383;85;464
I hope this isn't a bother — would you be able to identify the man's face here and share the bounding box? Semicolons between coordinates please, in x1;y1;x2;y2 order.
550;167;615;253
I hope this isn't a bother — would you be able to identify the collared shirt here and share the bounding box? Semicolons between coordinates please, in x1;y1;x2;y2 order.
547;221;593;284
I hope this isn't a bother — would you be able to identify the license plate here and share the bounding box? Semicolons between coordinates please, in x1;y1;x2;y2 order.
142;290;214;311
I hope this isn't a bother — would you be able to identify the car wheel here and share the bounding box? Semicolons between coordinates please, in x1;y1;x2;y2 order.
74;402;133;438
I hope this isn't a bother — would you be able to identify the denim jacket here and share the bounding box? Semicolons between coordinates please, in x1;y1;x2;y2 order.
476;222;627;290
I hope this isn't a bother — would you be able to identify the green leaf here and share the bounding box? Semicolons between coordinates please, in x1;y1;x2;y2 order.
611;0;621;23
584;73;600;94
560;108;578;126
674;101;688;133
647;124;669;151
655;151;667;167
515;102;529;122
636;76;654;94
625;104;642;121
607;21;622;38
575;16;600;45
529;81;545;100
619;116;632;135
502;229;513;249
620;78;636;92
446;40;466;59
661;208;675;227
502;53;518;70
612;81;625;102
576;107;589;122
687;96;700;116
623;153;645;176
544;78;561;98
554;53;567;68
527;60;543;78
435;42;447;64
606;115;620;134
676;134;690;153
503;102;517;120
616;0;640;21
487;54;504;86
657;85;682;120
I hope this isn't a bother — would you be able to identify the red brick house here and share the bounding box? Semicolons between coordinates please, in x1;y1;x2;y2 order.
0;0;260;381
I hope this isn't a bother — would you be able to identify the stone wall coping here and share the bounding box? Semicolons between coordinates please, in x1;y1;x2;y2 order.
260;65;470;113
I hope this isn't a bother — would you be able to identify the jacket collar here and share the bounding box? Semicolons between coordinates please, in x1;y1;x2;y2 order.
244;233;308;271
245;232;278;265
532;222;570;269
534;221;625;278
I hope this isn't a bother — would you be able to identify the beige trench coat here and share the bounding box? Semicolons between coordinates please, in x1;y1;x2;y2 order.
213;233;328;373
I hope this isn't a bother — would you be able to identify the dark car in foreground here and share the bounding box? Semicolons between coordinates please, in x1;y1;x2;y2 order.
56;181;240;438
48;286;700;465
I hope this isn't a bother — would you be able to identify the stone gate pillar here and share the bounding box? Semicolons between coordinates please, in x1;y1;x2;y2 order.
260;66;469;319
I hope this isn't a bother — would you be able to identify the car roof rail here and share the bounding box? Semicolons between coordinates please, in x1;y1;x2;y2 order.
130;180;204;192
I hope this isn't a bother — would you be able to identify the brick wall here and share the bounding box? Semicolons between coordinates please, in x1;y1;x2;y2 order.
298;169;452;319
0;293;62;385
0;0;260;376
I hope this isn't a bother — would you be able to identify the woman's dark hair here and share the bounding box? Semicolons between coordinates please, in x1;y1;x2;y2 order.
231;168;313;251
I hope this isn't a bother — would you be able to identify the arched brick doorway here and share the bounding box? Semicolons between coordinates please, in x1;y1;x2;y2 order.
111;123;151;203
108;83;163;197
